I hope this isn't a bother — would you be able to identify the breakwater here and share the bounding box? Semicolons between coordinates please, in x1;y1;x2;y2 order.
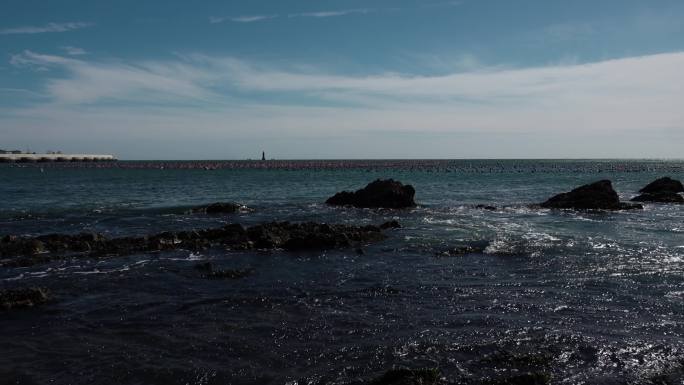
0;153;116;163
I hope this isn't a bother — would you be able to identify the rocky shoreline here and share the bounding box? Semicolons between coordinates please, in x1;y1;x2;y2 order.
1;220;400;268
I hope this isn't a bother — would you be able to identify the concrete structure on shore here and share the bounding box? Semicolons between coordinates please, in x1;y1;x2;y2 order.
0;153;116;163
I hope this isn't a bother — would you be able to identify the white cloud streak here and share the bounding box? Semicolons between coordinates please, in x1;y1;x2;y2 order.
209;14;278;23
289;9;371;18
61;46;87;55
230;15;278;23
210;8;373;23
0;22;93;35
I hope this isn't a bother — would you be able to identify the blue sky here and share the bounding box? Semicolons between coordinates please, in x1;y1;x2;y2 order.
1;0;683;159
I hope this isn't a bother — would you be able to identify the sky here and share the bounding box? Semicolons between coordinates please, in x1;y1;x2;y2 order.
1;0;683;160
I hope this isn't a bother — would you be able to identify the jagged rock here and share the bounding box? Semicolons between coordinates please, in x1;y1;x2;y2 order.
191;202;247;214
326;179;416;208
0;288;50;310
631;177;684;203
369;368;442;385
539;180;642;210
639;177;684;194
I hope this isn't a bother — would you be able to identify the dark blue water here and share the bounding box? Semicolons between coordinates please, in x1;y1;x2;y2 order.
1;160;683;384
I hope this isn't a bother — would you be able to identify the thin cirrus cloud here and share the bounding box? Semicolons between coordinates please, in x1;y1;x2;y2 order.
209;8;373;23
0;22;93;35
288;9;372;18
61;46;87;56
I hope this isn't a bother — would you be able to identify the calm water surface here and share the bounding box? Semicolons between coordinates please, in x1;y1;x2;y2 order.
1;160;683;384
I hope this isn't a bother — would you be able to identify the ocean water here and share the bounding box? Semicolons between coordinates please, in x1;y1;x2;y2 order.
1;160;683;384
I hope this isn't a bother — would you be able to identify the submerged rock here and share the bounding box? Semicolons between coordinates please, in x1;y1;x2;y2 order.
326;179;416;208
631;177;684;203
0;288;50;310
379;220;402;229
0;221;396;267
191;202;247;214
194;262;253;279
476;204;497;211
435;243;487;257
539;180;641;210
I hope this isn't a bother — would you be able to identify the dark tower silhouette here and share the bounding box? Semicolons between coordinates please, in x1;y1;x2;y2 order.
261;151;265;161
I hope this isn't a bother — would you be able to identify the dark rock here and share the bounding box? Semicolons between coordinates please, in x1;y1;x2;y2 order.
631;177;684;203
476;204;497;211
639;177;684;194
1;221;395;267
192;202;247;214
540;180;641;210
194;261;213;271
380;220;401;229
207;269;253;279
326;179;416;208
631;192;684;203
369;368;441;385
0;287;50;310
195;262;252;279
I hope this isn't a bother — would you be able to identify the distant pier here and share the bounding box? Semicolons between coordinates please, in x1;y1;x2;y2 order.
0;153;117;163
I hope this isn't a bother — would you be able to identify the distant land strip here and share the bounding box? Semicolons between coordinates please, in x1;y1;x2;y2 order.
1;159;682;173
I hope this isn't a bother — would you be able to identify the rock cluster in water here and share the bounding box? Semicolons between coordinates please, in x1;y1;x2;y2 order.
191;202;250;214
539;180;642;210
0;288;51;310
0;221;398;267
326;179;416;208
631;177;684;203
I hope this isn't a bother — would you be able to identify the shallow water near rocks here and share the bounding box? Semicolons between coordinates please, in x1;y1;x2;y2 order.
1;160;683;384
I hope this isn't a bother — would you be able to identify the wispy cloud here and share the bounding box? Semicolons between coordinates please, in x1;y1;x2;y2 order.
9;50;214;104
60;46;87;56
210;8;374;24
0;22;93;35
289;9;371;18
210;15;278;24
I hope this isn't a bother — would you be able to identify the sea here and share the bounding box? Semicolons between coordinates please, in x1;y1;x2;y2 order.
1;159;683;385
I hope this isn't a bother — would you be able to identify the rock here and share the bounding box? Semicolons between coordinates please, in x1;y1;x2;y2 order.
326;179;416;208
539;180;642;210
631;177;684;203
380;220;401;229
192;202;247;214
1;221;396;267
639;177;684;194
0;288;50;310
476;204;497;211
369;368;442;385
631;192;684;203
